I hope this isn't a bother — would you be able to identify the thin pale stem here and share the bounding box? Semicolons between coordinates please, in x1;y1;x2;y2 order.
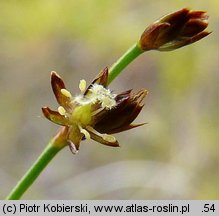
108;43;143;85
6;141;64;200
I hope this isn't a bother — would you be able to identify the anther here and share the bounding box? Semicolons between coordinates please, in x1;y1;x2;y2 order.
79;79;87;93
61;89;72;98
58;106;66;116
102;134;116;143
86;126;116;143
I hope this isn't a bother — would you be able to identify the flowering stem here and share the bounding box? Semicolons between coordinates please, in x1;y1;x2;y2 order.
108;43;143;84
6;141;64;200
5;7;210;200
5;43;144;200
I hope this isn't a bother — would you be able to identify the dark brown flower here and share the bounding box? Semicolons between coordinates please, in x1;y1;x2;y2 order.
42;68;147;153
139;8;210;51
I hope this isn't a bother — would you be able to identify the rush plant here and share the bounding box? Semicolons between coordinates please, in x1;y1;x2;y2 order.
6;8;210;200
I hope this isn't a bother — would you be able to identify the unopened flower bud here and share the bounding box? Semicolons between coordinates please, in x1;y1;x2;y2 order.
139;8;210;51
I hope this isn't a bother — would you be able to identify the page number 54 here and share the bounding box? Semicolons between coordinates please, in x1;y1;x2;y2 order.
202;204;215;213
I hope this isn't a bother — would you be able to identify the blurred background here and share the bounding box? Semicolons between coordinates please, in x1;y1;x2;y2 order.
0;0;218;199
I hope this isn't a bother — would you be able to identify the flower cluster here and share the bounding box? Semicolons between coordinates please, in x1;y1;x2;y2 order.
42;68;147;153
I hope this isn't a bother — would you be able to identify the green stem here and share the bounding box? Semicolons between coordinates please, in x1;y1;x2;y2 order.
108;43;143;85
6;141;64;200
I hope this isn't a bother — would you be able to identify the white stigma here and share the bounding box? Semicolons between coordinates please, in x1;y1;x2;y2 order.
89;84;117;109
58;106;66;116
79;79;87;93
74;82;117;109
61;89;72;98
90;84;110;96
100;96;116;109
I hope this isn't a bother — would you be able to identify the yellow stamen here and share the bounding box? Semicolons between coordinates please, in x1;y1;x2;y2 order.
79;126;90;140
58;106;66;116
79;79;86;93
61;89;72;98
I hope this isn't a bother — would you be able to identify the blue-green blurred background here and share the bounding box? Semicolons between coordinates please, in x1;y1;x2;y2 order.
0;0;218;199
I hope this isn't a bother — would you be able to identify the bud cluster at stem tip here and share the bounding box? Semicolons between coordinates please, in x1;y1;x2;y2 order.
139;8;210;51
